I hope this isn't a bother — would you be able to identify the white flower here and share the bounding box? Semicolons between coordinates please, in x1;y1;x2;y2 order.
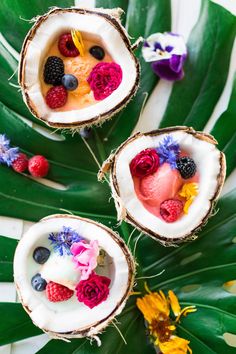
142;32;187;63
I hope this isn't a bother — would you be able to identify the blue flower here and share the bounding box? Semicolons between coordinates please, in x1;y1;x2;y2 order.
0;134;19;166
142;32;187;81
48;226;83;256
156;135;180;169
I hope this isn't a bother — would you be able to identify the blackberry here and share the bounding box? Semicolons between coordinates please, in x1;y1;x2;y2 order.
176;156;196;179
43;56;64;86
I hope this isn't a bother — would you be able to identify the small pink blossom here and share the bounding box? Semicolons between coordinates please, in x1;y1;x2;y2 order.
71;240;99;280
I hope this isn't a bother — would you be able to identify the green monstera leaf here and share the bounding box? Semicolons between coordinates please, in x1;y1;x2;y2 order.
0;0;236;353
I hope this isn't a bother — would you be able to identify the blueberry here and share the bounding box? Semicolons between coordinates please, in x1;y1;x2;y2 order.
79;128;92;139
62;74;78;91
31;273;47;291
33;247;50;264
89;46;105;60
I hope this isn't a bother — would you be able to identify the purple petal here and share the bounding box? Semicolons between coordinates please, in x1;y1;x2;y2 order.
154;41;163;51
151;57;185;81
165;45;174;53
169;55;183;73
167;32;180;37
143;41;150;47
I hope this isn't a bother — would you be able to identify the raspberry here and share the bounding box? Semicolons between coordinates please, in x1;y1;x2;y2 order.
46;281;74;302
160;199;183;223
176;156;196;179
12;153;28;173
28;155;49;178
58;33;79;57
45;85;67;109
43;56;64;86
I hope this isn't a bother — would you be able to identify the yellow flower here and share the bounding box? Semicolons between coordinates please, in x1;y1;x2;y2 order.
71;29;85;56
159;336;192;354
136;286;196;354
179;183;199;213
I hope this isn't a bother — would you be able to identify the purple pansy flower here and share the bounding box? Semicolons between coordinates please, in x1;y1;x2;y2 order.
0;134;19;166
156;135;180;169
49;226;83;256
142;32;187;81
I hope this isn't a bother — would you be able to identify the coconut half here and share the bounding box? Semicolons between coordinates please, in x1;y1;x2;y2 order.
99;126;226;245
18;7;140;129
14;214;135;340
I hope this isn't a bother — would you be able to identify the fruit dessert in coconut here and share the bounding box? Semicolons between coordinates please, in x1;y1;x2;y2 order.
99;126;226;245
14;214;135;339
18;7;140;129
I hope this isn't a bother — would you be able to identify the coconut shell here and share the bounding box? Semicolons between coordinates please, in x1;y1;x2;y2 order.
100;126;226;245
14;214;135;340
18;7;140;130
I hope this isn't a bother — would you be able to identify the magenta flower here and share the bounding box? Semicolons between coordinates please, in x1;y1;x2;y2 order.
76;273;111;309
71;240;99;280
87;62;122;100
130;148;159;178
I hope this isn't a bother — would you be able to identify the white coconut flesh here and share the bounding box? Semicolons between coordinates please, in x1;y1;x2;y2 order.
111;127;226;243
19;8;139;128
14;214;135;337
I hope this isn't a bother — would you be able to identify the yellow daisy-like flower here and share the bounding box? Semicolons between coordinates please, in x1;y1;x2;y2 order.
179;182;199;213
136;285;196;354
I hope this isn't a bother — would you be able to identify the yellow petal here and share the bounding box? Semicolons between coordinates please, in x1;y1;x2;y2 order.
176;306;197;323
179;183;199;214
136;291;170;323
71;30;85;56
168;290;181;317
183;197;194;214
159;336;192;354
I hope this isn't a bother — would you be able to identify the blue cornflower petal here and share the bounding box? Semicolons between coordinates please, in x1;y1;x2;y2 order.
48;226;83;256
156;135;180;169
0;134;19;167
2;147;19;166
0;134;10;149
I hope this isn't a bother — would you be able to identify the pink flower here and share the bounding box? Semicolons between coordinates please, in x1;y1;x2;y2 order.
130;149;160;178
87;62;122;100
71;240;99;280
76;273;111;309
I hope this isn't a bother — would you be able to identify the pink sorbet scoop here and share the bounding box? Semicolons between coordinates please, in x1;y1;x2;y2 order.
134;162;183;216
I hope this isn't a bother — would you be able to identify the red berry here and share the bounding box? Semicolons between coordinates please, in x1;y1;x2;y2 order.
58;33;79;57
28;155;49;178
160;199;183;223
46;281;74;302
45;85;67;109
12;153;28;173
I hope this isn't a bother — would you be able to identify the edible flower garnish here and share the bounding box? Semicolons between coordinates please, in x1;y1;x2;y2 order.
71;239;99;280
0;134;19;166
48;226;83;256
142;32;187;81
71;29;85;56
136;284;196;354
156;135;180;169
179;183;199;213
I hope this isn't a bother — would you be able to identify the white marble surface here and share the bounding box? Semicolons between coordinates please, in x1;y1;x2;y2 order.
0;0;235;353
